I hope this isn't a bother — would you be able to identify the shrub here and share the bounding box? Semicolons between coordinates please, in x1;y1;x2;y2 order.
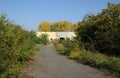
0;14;39;77
69;48;81;59
29;31;41;44
39;34;49;44
54;42;66;53
76;3;120;56
78;50;120;76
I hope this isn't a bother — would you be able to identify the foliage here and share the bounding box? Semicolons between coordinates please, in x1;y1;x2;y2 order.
78;50;120;76
54;42;67;54
38;21;79;32
38;34;49;44
0;14;39;78
53;3;120;77
38;21;50;32
54;40;120;77
29;30;41;44
69;47;81;59
29;31;49;44
76;3;120;56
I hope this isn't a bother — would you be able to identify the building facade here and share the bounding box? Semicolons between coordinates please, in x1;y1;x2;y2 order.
36;32;76;40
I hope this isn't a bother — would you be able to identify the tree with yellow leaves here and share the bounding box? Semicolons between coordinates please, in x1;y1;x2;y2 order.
38;21;50;32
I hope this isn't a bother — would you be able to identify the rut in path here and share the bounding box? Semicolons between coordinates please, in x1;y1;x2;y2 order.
22;44;115;78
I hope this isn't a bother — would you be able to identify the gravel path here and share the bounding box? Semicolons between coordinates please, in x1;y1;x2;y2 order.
22;44;115;78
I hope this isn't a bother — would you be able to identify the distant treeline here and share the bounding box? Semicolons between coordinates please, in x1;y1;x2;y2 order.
38;21;79;32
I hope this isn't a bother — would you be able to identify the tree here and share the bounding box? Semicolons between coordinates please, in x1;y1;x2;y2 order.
76;3;120;56
0;14;37;77
38;21;50;32
38;21;78;32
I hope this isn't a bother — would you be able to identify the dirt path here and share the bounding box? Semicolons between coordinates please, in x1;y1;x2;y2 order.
22;44;115;78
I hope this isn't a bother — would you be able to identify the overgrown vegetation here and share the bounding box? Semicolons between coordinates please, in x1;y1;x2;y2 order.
0;14;39;78
54;3;120;77
54;41;120;77
30;31;49;44
76;3;120;56
38;21;79;32
38;34;49;45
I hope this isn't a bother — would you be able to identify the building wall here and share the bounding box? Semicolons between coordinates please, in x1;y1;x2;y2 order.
36;32;56;40
36;32;76;40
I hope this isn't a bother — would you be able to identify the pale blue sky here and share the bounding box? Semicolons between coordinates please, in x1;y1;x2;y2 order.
0;0;119;31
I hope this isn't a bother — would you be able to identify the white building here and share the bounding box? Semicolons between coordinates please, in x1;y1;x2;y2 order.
36;32;76;40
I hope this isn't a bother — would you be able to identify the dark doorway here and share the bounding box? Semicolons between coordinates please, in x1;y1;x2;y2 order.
60;37;64;41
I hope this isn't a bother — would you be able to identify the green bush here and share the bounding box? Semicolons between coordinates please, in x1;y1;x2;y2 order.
76;3;120;56
29;31;41;44
39;34;49;44
77;50;120;76
69;47;81;59
54;42;66;54
0;14;39;77
29;31;49;45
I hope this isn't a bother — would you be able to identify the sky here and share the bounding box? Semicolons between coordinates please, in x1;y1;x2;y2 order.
0;0;119;31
